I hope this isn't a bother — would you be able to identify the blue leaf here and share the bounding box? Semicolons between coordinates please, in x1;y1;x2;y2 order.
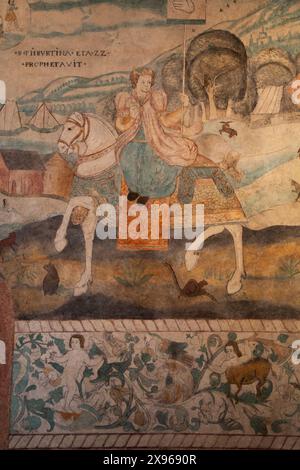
33;359;45;369
47;387;64;404
15;373;29;395
25;398;55;432
50;336;66;354
22;416;42;432
48;361;64;374
250;415;268;435
271;420;289;433
156;410;169;426
278;334;289;344
10;395;22;428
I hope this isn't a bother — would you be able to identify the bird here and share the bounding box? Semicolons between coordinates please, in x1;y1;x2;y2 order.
43;263;59;295
150;333;194;367
291;179;300;202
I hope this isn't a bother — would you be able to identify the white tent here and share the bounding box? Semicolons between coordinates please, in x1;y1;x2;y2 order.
0;99;22;131
29;102;60;131
252;85;284;115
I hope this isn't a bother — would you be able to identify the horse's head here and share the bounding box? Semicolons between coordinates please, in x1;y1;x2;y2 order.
58;112;89;156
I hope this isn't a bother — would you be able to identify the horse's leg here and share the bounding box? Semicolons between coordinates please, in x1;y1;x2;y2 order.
256;378;264;398
235;383;242;403
54;196;95;252
225;224;245;295
185;225;225;271
74;207;98;297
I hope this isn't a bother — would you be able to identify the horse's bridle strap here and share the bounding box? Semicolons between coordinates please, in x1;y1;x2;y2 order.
58;114;90;150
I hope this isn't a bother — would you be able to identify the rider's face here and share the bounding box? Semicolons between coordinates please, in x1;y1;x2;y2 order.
136;75;152;95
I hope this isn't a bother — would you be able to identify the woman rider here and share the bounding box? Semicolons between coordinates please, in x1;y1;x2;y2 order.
115;67;233;205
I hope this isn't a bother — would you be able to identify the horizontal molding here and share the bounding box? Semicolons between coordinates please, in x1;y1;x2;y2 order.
8;433;300;450
14;319;300;334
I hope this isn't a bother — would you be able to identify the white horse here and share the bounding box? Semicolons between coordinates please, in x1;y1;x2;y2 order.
56;112;118;296
55;111;300;297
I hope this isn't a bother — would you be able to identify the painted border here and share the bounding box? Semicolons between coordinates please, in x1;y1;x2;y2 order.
9;319;300;450
14;319;300;334
8;432;300;450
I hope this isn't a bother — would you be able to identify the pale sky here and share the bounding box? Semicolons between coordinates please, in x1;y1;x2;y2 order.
0;0;265;99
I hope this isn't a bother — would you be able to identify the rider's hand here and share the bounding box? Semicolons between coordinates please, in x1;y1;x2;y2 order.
172;0;195;14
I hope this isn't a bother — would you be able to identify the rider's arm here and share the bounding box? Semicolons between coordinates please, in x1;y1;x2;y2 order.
159;108;184;129
115;91;137;134
159;93;190;129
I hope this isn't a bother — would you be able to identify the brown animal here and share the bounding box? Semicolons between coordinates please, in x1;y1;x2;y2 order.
291;179;300;202
43;262;60;295
219;121;238;138
165;262;217;301
225;341;275;402
0;232;17;260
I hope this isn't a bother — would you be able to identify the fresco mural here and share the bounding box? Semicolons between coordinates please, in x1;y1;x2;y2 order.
7;320;300;449
1;0;300;320
1;0;300;452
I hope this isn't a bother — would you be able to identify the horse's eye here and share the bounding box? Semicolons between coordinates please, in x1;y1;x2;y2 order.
68;127;72;131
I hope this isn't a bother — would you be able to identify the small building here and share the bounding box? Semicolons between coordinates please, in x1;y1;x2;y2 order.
251;85;284;124
43;153;74;200
0;149;44;196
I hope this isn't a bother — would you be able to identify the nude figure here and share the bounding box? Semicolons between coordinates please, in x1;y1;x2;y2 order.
51;334;103;411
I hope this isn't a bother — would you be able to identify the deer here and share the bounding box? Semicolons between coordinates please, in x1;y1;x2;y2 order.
219;121;238;138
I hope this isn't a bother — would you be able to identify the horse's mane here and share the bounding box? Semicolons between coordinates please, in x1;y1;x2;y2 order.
85;113;118;139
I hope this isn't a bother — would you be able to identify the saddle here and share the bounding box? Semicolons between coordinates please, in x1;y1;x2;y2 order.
178;167;235;204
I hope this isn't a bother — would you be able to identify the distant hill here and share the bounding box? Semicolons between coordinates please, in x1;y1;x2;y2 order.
18;71;130;118
17;0;300;118
19;72;129;104
225;0;300;55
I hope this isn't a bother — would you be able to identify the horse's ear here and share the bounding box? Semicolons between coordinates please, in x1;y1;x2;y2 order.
71;112;84;126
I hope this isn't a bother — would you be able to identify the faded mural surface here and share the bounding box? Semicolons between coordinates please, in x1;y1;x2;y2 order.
1;0;300;451
0;0;300;319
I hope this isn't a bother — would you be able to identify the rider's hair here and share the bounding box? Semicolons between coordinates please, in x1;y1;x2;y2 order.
130;68;155;88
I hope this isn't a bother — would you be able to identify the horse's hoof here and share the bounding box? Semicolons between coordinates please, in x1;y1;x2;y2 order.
54;236;68;253
227;276;242;295
74;284;89;297
185;251;199;271
74;278;92;296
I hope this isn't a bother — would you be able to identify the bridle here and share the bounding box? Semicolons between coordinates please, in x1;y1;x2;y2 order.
58;113;90;152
